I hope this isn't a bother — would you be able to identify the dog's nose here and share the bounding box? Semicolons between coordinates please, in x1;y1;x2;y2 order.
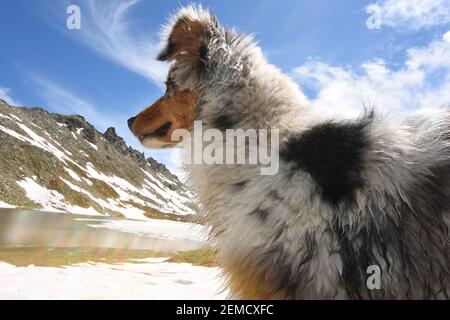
128;116;136;131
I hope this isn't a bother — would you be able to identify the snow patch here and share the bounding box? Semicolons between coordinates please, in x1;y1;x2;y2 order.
29;122;42;130
0;261;227;299
17;178;101;216
85;140;98;150
17;178;65;212
0;201;16;208
64;168;82;182
0;125;28;142
0;113;13;121
61;175;147;220
83;178;93;186
85;163;193;216
9;114;22;122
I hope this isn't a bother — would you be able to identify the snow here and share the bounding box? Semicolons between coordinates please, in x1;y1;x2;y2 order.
80;150;89;158
0;201;16;208
83;162;194;217
83;177;93;186
71;132;78;139
87;218;208;242
76;128;83;134
16;177;102;216
8;114;22;122
0;260;227;300
17;123;70;162
29;122;42;129
143;170;166;189
158;173;177;186
1;121;194;219
85;140;98;150
56;122;67;127
64;167;82;182
142;176;194;215
0;123;71;164
60;175;147;220
86;162;194;215
61;177;90;196
0;113;13;120
0;124;28;142
17;178;65;212
0;123;83;171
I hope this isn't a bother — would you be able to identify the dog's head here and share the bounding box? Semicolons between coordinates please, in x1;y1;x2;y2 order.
128;6;220;149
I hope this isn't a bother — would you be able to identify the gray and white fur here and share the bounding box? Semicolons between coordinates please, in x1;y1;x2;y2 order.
159;5;450;299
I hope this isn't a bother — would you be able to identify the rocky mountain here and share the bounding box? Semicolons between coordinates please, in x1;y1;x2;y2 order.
0;99;196;221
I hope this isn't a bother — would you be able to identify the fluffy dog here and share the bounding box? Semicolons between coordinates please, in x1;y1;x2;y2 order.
128;5;450;299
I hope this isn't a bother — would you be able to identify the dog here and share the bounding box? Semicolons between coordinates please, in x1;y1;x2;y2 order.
128;5;450;299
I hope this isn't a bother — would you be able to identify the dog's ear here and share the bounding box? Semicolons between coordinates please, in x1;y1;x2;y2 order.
158;18;208;62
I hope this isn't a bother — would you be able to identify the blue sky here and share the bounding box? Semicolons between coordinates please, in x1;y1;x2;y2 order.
1;0;450;177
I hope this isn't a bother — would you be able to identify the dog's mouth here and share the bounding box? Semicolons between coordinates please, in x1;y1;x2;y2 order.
138;121;172;141
138;121;179;149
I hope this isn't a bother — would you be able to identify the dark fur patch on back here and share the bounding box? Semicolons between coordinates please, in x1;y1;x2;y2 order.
280;117;372;206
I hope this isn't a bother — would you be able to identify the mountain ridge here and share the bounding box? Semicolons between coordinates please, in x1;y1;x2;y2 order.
0;99;196;221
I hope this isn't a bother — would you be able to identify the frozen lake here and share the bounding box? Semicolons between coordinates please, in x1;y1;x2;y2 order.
0;208;204;252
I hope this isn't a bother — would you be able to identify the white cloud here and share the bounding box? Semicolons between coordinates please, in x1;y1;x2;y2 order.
367;0;450;30
293;30;450;117
0;87;20;106
62;0;167;87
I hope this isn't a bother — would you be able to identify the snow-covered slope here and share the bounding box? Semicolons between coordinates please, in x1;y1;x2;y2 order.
0;99;196;220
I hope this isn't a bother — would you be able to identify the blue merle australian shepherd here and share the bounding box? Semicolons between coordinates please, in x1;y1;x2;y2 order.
128;5;450;299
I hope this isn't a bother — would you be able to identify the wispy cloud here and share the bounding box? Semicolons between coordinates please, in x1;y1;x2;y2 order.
293;30;450;117
367;0;450;30
55;0;167;87
0;87;21;106
24;0;183;176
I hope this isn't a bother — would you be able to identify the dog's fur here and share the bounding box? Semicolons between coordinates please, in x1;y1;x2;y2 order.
129;5;450;299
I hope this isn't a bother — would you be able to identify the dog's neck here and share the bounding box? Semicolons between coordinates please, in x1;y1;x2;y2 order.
195;45;315;135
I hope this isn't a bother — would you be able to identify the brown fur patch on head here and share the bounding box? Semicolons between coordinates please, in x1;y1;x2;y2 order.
157;19;207;63
130;89;198;148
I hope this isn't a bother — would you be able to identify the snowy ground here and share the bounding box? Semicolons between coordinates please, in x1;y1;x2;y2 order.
0;209;224;299
0;258;228;300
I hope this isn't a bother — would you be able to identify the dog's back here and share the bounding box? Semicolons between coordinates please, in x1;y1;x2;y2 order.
201;109;450;299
